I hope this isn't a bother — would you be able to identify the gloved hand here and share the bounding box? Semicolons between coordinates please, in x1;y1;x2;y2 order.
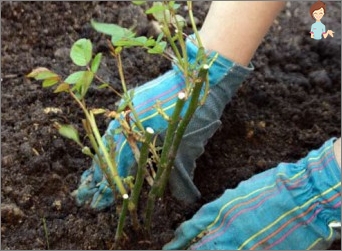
163;138;341;250
73;35;253;210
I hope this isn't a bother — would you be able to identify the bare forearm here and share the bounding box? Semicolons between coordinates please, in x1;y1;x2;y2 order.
200;1;285;66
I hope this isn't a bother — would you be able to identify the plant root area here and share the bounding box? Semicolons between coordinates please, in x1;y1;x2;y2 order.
1;2;341;250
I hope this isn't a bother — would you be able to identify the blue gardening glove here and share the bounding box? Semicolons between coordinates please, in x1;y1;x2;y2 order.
164;138;341;250
73;35;253;210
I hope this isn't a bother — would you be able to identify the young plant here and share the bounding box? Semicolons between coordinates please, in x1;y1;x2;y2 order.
27;1;213;245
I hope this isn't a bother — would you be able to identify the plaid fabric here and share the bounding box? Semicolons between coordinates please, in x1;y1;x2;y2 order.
74;35;252;210
164;138;341;250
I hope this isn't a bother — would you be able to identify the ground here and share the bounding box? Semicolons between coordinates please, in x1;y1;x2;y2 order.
1;1;341;250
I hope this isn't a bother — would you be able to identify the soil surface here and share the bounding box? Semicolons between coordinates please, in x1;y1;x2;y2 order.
1;1;341;250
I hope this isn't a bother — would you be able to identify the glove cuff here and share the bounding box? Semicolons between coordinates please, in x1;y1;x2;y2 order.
301;137;341;221
173;34;254;86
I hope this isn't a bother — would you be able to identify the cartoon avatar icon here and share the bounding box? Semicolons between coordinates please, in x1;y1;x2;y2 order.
310;0;334;40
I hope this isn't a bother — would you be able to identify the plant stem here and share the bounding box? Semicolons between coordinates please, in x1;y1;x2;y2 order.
129;127;154;229
116;53;145;133
82;119;102;160
144;92;186;231
143;192;156;235
42;217;50;250
89;111;128;196
69;90;127;197
161;4;182;67
187;1;203;48
158;92;186;173
115;194;129;243
169;4;188;76
157;65;209;197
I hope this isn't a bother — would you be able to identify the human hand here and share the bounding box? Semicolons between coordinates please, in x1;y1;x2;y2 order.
73;35;252;210
74;65;187;209
164;138;341;250
327;30;335;37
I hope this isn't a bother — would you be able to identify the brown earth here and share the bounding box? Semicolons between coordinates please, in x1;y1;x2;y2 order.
1;1;341;250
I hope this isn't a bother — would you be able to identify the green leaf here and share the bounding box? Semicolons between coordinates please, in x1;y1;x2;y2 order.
117;90;134;113
114;36;147;48
75;70;94;98
117;99;131;113
64;71;87;84
146;2;170;23
91;53;102;73
91;19;134;38
114;40;135;47
70;39;92;66
35;71;59;80
54;83;70;93
147;41;167;54
58;124;81;145
27;67;59;80
42;77;60;87
145;2;166;15
156;32;164;43
91;19;121;36
135;36;147;43
132;1;145;5
169;1;181;10
145;38;156;47
111;31;137;46
174;14;186;28
28;68;59;81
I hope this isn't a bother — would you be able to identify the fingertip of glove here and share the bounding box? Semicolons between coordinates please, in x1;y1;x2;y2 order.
72;186;98;206
90;184;114;210
90;193;114;210
80;168;93;182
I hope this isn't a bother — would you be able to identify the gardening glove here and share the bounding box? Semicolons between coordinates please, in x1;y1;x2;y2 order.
74;34;253;210
164;138;341;250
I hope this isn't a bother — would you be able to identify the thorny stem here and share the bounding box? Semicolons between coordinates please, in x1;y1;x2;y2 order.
160;5;192;95
144;66;208;231
157;65;209;197
158;92;186;177
144;92;187;231
143;3;210;232
116;53;145;133
187;1;203;48
115;194;129;243
168;3;188;83
69;90;127;196
89;111;128;196
161;7;182;68
55;0;211;241
143;192;156;235
117;116;142;164
129;127;154;229
82;119;101;158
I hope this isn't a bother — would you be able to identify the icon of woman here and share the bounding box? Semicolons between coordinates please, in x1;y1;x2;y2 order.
310;0;334;40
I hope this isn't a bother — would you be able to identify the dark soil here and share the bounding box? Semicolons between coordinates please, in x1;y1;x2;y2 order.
1;1;341;250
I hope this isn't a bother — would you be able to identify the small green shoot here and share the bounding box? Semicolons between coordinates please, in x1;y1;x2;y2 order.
28;1;211;246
